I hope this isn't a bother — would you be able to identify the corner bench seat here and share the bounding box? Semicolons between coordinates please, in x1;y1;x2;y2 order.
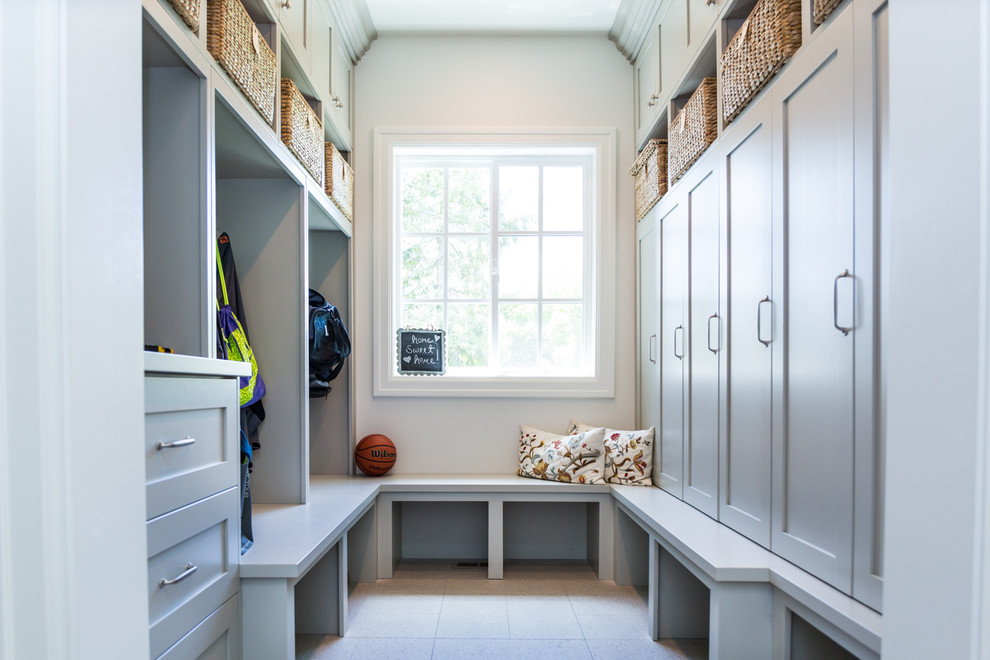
239;475;882;660
612;484;882;660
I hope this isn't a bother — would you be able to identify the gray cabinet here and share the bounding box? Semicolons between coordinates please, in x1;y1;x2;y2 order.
635;0;886;609
637;211;661;473
659;199;688;497
144;357;245;659
684;158;720;518
718;97;773;548
635;25;662;147
770;7;857;592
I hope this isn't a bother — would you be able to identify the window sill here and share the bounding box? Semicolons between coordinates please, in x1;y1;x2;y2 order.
373;374;615;399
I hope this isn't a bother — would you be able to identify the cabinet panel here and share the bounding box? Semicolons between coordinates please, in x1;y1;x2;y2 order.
279;0;309;68
311;0;332;103
685;163;719;517
660;0;689;99
145;376;240;519
688;0;719;51
147;487;240;658
719;100;773;547
635;25;661;145
330;27;353;146
157;595;241;660
638;212;661;460
659;200;688;496
771;12;856;592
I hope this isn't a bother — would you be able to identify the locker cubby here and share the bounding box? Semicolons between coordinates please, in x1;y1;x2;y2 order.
215;93;308;506
142;16;211;358
396;501;489;561
503;501;592;562
789;611;858;660
308;226;351;475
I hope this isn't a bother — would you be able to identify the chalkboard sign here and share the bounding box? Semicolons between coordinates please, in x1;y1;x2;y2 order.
396;328;445;375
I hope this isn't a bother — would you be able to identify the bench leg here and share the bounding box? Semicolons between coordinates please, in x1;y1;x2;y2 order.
710;582;773;660
648;539;661;640
242;578;294;660
594;498;615;580
488;499;503;579
377;497;397;578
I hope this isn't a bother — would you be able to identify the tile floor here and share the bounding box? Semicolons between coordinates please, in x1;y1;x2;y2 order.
296;561;708;660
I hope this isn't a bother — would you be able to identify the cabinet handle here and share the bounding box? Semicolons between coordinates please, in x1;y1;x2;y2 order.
280;0;291;8
159;563;198;588
673;325;684;360
707;314;720;354
757;296;772;346
156;436;196;450
706;0;716;6
647;93;659;108
649;334;657;364
833;269;854;335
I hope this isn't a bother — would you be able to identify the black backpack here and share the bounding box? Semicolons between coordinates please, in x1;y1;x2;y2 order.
309;289;351;398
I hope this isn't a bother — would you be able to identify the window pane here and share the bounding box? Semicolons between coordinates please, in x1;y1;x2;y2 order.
448;236;490;299
448;303;490;368
498;236;539;299
402;303;443;331
498;303;538;368
448;167;490;233
542;304;582;369
543;236;583;299
499;166;539;231
402;236;443;300
401;167;444;233
543;166;584;231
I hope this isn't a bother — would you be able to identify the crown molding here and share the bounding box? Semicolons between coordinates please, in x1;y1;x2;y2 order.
608;0;662;62
328;0;378;62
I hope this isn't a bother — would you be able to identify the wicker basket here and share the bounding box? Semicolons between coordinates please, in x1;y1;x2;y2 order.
668;78;718;184
719;0;801;126
813;0;843;24
325;143;354;221
167;0;200;31
628;139;668;221
206;0;278;126
280;79;325;186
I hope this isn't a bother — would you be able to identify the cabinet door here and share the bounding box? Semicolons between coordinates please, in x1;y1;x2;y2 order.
329;27;353;146
635;25;661;146
637;211;661;460
719;98;773;548
311;0;333;104
279;0;309;68
688;0;719;52
770;9;856;592
659;0;689;100
659;199;688;497
684;160;719;518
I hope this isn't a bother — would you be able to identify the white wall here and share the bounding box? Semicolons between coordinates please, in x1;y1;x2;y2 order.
0;1;148;658
883;0;988;656
352;35;636;473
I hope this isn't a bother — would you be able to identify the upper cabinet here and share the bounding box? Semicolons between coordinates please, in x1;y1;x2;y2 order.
329;27;353;147
278;0;310;69
634;26;662;144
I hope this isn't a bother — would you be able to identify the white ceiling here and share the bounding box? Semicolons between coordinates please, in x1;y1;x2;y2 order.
363;0;623;34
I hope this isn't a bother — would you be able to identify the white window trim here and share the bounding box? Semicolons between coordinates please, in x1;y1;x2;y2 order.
372;127;617;398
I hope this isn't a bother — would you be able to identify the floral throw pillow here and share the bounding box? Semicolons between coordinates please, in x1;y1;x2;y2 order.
518;425;606;485
567;420;654;486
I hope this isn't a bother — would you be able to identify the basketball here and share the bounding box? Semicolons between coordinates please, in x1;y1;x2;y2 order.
354;434;397;476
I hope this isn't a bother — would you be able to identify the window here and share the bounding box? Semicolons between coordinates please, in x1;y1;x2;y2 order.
373;129;616;397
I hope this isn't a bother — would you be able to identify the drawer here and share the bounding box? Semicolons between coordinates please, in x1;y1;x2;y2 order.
145;375;240;519
157;594;241;660
148;487;240;658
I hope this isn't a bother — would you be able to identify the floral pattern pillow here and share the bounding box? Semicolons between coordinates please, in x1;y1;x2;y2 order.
518;425;606;485
567;420;654;486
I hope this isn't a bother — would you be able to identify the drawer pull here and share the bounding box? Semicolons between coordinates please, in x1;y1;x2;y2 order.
159;563;198;588
156;436;196;450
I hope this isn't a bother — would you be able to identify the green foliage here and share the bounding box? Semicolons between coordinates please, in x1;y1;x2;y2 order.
401;167;444;233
